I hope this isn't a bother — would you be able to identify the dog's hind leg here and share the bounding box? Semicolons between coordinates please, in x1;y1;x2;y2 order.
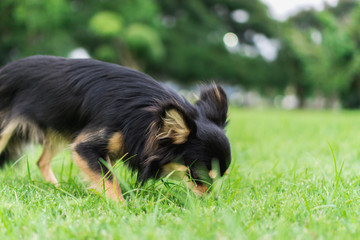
0;121;17;154
37;141;59;185
72;131;124;202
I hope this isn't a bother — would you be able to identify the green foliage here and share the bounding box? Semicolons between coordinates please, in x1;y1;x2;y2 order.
93;45;118;62
125;23;165;61
14;0;71;32
118;0;159;24
155;0;278;84
0;0;75;62
3;0;360;107
0;0;279;88
89;11;123;37
278;0;360;107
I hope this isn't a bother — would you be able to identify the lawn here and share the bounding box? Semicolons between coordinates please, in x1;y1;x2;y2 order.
1;108;360;239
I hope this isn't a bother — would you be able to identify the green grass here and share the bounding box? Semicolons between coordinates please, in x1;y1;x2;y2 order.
2;108;360;239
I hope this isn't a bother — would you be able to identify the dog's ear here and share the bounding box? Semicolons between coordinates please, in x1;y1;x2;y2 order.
158;106;194;144
196;84;228;127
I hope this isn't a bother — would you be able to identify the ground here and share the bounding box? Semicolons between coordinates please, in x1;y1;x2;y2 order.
1;108;360;239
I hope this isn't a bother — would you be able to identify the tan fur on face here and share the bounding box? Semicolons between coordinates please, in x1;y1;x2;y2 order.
157;109;190;144
143;122;159;162
161;163;208;196
161;162;188;180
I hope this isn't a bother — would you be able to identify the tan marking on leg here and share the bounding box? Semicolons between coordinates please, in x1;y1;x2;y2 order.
0;121;17;153
37;143;59;185
72;132;124;202
71;132;91;145
71;129;107;149
73;151;124;202
104;157;123;200
37;131;70;185
107;132;123;155
143;121;159;160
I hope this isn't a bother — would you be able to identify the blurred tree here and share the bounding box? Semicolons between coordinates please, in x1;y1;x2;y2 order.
66;0;164;69
340;2;360;108
0;0;165;70
274;27;310;107
0;0;75;65
0;0;281;89
9;0;360;108
153;0;280;86
278;0;359;107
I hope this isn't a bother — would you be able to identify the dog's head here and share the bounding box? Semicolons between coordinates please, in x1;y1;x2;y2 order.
144;84;231;195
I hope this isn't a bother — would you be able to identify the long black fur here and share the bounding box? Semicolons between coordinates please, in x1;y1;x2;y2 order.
0;55;231;186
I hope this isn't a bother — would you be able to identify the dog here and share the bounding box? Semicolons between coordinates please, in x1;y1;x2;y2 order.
0;55;231;201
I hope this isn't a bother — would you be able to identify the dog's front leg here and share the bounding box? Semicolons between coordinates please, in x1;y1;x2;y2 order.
72;134;124;202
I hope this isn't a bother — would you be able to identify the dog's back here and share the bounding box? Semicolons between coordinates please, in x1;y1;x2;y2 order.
0;56;180;132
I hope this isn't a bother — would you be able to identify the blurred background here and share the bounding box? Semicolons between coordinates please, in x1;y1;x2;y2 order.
1;0;359;109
